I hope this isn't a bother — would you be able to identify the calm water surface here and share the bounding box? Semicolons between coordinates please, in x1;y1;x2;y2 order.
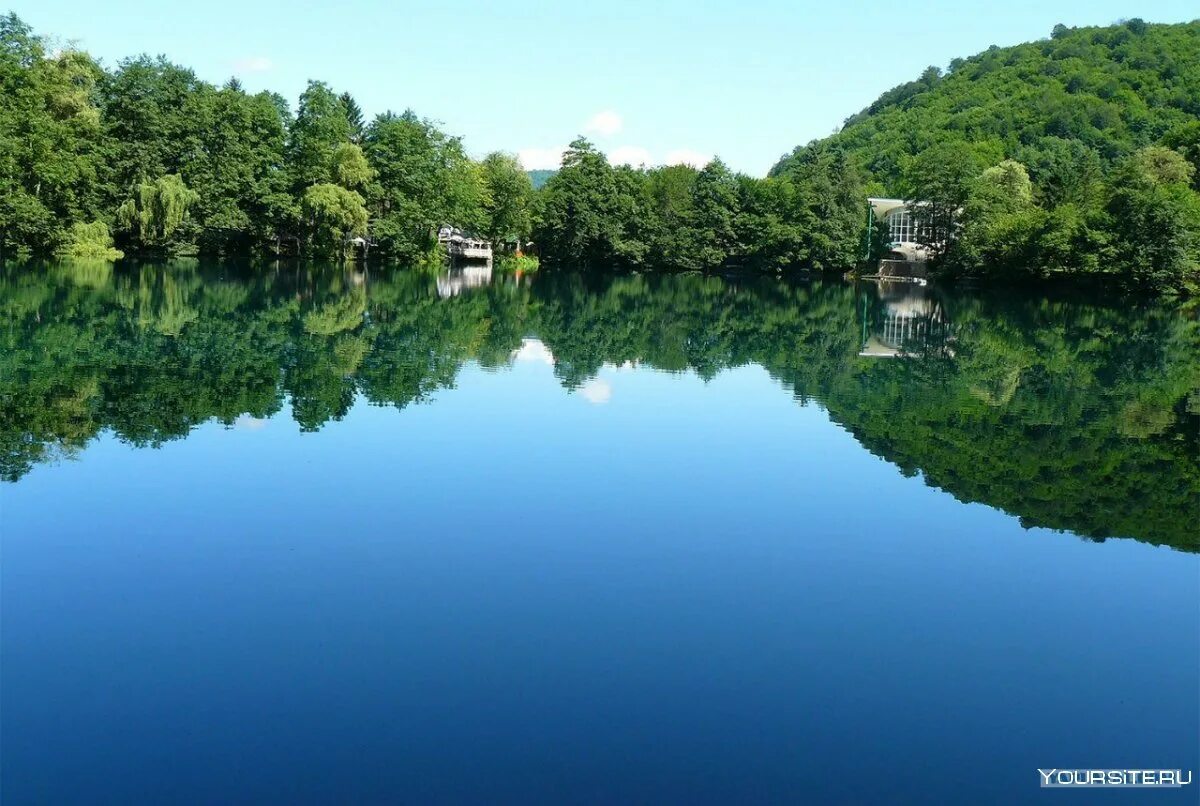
2;262;1198;803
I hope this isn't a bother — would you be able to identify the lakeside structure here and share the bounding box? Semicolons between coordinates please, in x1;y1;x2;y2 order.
438;226;493;262
868;198;933;262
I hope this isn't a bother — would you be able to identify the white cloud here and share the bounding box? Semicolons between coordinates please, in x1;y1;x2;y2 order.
234;414;268;431
608;146;653;167
579;378;612;405
664;149;713;168
233;56;273;73
518;147;567;171
512;338;555;366
583;110;623;137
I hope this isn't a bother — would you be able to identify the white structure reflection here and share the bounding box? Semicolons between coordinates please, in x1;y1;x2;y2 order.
436;264;493;298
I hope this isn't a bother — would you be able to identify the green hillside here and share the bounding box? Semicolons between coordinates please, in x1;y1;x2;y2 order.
772;19;1200;192
770;19;1200;290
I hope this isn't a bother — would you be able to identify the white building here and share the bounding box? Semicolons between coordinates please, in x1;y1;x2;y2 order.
868;198;933;262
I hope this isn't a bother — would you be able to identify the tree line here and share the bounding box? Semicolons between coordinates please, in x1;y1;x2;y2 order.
0;13;535;261
774;19;1200;292
0;11;865;273
533;138;865;272
4;13;1200;289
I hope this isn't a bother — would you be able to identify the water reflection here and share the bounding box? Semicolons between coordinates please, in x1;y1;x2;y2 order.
859;280;953;359
436;263;493;298
2;261;1197;550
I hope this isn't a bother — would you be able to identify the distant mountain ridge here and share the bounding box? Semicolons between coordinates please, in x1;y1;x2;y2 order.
527;169;556;190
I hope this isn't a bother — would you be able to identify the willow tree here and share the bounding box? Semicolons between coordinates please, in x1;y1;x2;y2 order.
115;174;199;252
301;183;367;256
56;221;123;259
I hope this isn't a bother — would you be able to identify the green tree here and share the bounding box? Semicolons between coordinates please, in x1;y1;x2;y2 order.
57;221;123;259
1162;122;1200;192
0;14;107;254
480;152;533;244
302;183;368;256
115;174;200;252
102;56;204;196
687;159;742;269
902;141;992;254
774;146;867;270
330;142;372;190
534;138;648;267
364;110;482;258
183;82;290;253
1107;147;1200;290
289;81;352;190
642;164;698;264
340;91;365;143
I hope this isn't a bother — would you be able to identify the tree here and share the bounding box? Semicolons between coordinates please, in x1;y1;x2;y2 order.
1126;145;1196;186
57;221;123;259
955;159;1041;275
102;56;204;196
115;174;199;252
330;142;372;190
1107;147;1200;290
1161;123;1200;193
182;82;289;253
302;183;367;256
480;152;533;244
902;141;992;254
775;145;866;270
289;81;352;190
1017;137;1104;208
975;160;1034;209
364;110;482;258
534;138;647;267
687;159;741;269
0;15;107;254
642;164;699;265
340;91;365;142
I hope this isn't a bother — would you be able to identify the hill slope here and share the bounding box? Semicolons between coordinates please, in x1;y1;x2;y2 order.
771;19;1200;193
527;169;556;190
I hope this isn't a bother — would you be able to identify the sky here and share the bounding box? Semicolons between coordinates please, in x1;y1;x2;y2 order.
12;1;1198;176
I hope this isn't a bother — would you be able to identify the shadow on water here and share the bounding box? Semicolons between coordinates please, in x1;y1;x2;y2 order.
2;260;1197;551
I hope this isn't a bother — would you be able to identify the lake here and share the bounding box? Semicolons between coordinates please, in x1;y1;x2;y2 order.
2;261;1197;803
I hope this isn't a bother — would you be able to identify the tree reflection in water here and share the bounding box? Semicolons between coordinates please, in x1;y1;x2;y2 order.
2;261;1196;550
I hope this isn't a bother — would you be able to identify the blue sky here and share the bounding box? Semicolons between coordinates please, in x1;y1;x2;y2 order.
12;1;1197;175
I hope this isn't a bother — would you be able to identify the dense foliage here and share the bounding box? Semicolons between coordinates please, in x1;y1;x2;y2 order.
0;13;868;274
3;261;1196;551
4;14;1199;286
774;19;1200;291
0;14;533;261
533;139;866;271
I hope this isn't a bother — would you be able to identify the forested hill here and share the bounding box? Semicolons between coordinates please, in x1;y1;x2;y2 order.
770;19;1200;191
527;170;556;189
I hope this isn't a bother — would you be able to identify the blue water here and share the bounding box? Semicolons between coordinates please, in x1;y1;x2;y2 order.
2;264;1197;803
